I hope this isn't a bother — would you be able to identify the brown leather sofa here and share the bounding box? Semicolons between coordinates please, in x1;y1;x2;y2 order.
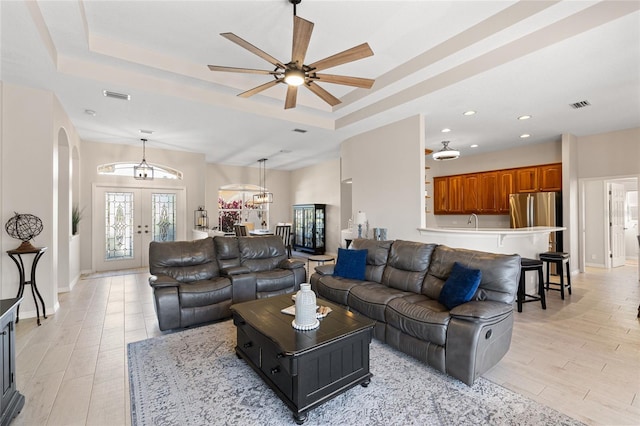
310;238;520;385
149;235;305;331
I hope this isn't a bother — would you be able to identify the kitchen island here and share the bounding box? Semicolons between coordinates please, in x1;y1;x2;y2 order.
418;226;566;293
417;226;565;260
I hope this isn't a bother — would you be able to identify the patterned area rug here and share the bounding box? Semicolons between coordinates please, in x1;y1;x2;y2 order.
128;320;583;426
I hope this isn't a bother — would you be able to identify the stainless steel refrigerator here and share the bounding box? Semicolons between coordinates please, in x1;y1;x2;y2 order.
509;192;562;252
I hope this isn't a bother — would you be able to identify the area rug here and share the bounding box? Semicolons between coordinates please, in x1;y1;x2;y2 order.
128;320;583;426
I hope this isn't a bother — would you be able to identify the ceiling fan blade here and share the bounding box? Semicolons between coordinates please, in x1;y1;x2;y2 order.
308;43;374;72
221;32;286;69
208;65;282;75
285;85;298;109
312;73;374;89
305;82;341;107
238;79;282;98
292;16;314;67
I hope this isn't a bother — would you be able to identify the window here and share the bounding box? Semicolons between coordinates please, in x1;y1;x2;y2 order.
218;184;269;233
97;162;183;180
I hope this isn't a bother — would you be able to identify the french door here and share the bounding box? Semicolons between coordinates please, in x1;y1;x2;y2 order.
92;185;186;271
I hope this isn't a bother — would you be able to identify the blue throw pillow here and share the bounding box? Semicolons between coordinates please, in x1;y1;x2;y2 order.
438;262;482;310
333;248;367;280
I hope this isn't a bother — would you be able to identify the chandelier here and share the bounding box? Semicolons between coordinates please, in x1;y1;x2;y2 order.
253;158;273;204
134;138;154;180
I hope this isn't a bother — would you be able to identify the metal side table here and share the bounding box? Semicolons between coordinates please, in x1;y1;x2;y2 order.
6;247;47;326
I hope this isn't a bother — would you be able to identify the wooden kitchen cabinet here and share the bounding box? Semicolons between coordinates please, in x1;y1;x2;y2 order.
539;163;562;191
462;174;479;212
497;170;515;213
448;176;464;213
479;172;498;213
433;177;448;214
516;167;539;193
433;163;561;215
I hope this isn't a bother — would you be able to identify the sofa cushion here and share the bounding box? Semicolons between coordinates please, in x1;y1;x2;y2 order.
213;236;241;270
239;236;288;271
314;276;366;306
352;239;392;283
254;269;296;294
149;237;219;282
438;262;482;309
422;245;520;304
382;241;436;292
386;294;450;346
334;248;367;280
348;282;410;322
178;277;232;308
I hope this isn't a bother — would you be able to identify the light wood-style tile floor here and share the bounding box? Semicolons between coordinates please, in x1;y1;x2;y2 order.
10;261;640;425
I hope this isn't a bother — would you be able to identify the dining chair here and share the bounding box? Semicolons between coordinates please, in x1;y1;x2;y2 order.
275;225;293;258
234;225;248;236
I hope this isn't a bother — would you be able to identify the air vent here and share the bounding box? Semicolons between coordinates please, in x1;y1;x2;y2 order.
103;90;131;101
140;129;154;135
569;100;590;109
292;128;307;133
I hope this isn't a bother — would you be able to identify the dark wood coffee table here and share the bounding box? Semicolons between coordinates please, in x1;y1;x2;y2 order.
230;294;375;424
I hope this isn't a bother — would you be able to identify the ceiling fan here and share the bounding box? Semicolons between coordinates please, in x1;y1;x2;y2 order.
208;0;374;109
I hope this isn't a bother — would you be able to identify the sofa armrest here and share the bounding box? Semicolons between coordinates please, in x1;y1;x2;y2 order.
450;301;513;322
148;274;180;289
278;259;305;270
313;264;335;276
446;301;514;385
230;273;257;304
221;266;251;276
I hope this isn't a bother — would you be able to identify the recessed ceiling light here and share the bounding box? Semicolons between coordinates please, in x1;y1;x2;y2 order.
84;109;96;116
470;144;478;148
463;110;476;116
441;128;451;133
140;129;154;135
517;115;531;120
520;134;531;139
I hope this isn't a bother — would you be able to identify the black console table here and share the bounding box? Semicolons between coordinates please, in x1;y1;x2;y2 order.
0;298;25;426
6;247;47;326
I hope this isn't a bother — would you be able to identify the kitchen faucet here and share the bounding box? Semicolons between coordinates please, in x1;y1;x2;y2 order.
467;213;478;230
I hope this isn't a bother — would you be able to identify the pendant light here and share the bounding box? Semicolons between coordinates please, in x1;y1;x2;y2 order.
432;141;460;161
134;138;154;180
253;158;273;204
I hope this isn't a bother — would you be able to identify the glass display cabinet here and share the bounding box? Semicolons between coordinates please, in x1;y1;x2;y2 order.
292;204;326;254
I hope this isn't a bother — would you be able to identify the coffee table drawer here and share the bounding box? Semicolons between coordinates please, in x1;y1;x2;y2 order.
236;321;294;400
236;326;261;366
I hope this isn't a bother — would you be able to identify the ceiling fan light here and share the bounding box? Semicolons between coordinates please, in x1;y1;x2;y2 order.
432;141;460;161
284;68;305;86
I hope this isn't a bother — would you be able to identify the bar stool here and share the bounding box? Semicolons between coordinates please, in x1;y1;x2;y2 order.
539;251;571;300
518;258;546;312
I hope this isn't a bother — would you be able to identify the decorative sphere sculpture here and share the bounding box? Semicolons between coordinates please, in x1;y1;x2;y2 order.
4;212;43;251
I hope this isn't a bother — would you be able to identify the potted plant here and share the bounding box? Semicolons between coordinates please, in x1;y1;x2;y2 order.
72;205;83;235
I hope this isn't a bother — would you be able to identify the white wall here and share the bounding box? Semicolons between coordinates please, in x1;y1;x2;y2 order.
1;84;57;316
576;128;640;270
205;163;292;229
583;180;607;267
342;115;424;241
80;140;206;271
290;159;341;255
578;127;640;178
